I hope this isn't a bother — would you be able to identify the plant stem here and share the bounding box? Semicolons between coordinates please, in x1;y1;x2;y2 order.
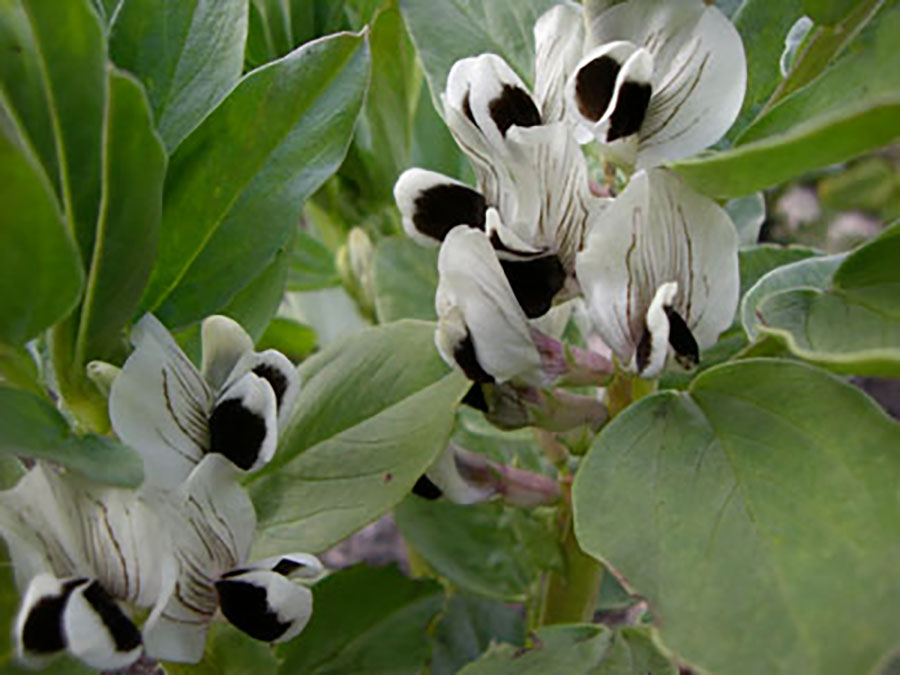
51;318;110;434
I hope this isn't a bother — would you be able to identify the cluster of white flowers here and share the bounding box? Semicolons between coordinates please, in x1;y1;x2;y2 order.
1;315;321;670
395;0;745;384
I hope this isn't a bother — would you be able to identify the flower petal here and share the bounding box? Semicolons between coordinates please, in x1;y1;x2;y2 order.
533;3;586;122
236;552;325;581
63;580;143;671
143;455;254;663
576;169;738;370
225;349;301;429
632;281;677;377
15;573;84;667
201;315;254;392
436;225;541;383
588;0;746;167
215;570;313;643
210;372;278;472
110;314;213;489
394;168;487;246
423;444;495;505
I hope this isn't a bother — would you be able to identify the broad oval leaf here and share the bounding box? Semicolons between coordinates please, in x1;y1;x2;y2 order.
573;359;900;675
0;112;83;345
74;68;166;365
276;565;443;675
109;0;249;152
0;0;106;258
0;386;143;487
394;496;560;602
140;31;370;330
725;192;766;248
399;0;557;105
247;320;470;555
755;223;900;376
373;235;438;323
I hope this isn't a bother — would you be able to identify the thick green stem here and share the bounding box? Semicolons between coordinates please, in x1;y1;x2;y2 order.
51;319;109;434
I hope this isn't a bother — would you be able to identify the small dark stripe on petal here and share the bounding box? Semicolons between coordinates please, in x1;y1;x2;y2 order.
488;84;542;137
665;307;699;368
208;399;268;470
413;184;487;242
454;334;496;384
412;475;443;500
462;91;476;126
81;581;142;652
499;255;566;318
575;55;621;122
607;81;651;142
635;327;653;374
216;579;290;642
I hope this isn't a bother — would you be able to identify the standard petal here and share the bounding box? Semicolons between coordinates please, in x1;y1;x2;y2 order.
394;168;487;246
210;372;278;472
533;3;586;122
215;570;313;643
576;169;738;370
224;349;301;429
436;226;541;383
200;315;254;392
143;455;254;663
63;580;143;671
110;314;213;489
588;0;746;167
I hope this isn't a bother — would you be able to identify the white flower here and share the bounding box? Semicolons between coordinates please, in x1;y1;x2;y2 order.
142;455;322;663
575;168;739;377
435;223;542;384
1;464;175;670
568;0;746;169
394;12;603;317
109;314;300;489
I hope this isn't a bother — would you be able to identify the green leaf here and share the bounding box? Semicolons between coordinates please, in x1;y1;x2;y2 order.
725;192;766;247
109;0;249;152
74;68;166;366
0;0;107;258
277;565;443;674
339;5;417;206
458;624;614;675
802;0;862;25
373;236;438;323
755;224;900;376
399;0;557;106
410;80;470;180
288;229;341;291
738;245;821;299
140;31;370;330
430;592;525;675
246;0;299;67
256;318;318;362
247;320;469;555
741;251;843;340
0;108;83;345
162;623;278;675
727;0;805;140
594;628;677;675
394;497;560;602
0;386;143;487
573;359;900;675
217;229;294;342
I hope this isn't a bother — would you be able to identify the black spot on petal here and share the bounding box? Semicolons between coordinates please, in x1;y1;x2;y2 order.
462;383;488;412
252;364;288;409
81;581;141;653
412;475;443;500
21;579;85;654
413;184;487;242
607;81;651;142
575;55;621;122
272;559;303;577
216;579;290;642
499;255;566;318
462;91;476;127
635;327;653;374
665;307;699;368
488;84;541;137
454;334;495;384
209;399;268;470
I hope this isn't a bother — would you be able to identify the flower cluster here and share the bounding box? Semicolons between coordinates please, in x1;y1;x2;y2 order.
1;315;321;670
395;0;744;387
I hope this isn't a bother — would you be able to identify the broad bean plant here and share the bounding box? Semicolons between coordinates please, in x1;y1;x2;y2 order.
0;0;898;673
